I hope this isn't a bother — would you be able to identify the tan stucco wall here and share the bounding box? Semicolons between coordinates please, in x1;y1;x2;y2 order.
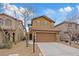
0;14;24;43
55;22;79;41
55;22;78;32
55;23;68;31
30;16;60;42
0;15;17;30
0;31;4;43
32;17;54;29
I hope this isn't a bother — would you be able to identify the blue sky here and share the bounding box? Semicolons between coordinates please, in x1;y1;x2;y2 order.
0;3;79;25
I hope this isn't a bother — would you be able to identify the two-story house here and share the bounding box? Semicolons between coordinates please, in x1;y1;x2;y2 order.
55;21;78;32
0;13;24;43
55;21;79;41
29;16;59;42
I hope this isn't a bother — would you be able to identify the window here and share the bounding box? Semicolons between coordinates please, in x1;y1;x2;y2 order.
5;19;11;26
0;18;4;26
37;21;40;26
34;21;40;26
43;22;48;26
51;23;54;28
34;21;37;26
75;24;77;30
34;21;48;27
19;22;22;29
68;23;72;27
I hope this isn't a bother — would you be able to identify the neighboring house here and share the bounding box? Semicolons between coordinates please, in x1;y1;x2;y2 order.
0;13;24;43
55;21;79;41
29;16;59;42
55;21;78;32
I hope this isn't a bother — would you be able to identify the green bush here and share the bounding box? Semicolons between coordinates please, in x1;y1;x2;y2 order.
0;41;12;49
0;43;5;49
4;42;12;49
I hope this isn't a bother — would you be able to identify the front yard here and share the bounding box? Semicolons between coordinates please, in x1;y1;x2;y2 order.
1;40;79;56
0;41;42;56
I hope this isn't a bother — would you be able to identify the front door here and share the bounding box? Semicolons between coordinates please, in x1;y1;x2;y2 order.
29;34;32;40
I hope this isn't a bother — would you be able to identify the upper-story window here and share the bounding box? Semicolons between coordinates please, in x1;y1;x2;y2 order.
19;22;22;29
51;23;54;28
5;19;11;26
74;24;77;30
0;18;4;26
37;21;40;25
33;21;49;27
34;21;37;26
43;22;48;26
68;23;72;27
34;21;39;26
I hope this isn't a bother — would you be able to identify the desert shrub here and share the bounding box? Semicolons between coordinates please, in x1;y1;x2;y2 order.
0;41;12;49
0;43;5;49
4;41;12;49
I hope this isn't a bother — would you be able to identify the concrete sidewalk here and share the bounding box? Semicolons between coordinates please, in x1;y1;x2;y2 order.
37;42;79;56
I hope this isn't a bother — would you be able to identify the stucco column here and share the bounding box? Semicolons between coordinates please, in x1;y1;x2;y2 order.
35;32;37;42
56;33;60;42
10;32;13;42
32;31;36;53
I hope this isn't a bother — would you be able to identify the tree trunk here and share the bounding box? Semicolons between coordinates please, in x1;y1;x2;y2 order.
69;36;72;46
25;28;29;47
69;39;71;46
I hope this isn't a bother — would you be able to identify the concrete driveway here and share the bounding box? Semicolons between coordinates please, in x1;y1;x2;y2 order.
37;42;79;56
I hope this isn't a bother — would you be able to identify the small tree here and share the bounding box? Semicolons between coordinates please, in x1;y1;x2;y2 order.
66;13;79;45
67;29;73;45
19;4;35;47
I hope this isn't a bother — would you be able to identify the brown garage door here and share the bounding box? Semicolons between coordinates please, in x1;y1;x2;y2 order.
36;32;56;42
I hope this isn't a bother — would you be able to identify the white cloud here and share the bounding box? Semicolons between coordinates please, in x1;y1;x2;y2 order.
59;6;73;13
3;3;19;17
19;7;26;13
11;5;18;11
64;6;72;12
2;3;34;22
43;8;70;25
44;8;55;15
59;8;64;12
3;3;18;11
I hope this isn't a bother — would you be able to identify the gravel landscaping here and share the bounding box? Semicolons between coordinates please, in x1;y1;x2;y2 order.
0;41;41;56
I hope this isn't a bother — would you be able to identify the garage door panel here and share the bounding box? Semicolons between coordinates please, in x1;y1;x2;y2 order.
36;32;56;42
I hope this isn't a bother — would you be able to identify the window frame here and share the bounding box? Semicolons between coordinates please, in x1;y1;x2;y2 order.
0;18;4;26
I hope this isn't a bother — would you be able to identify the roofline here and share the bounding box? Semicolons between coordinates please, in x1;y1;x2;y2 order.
55;21;78;27
31;28;60;32
0;13;24;29
31;15;55;24
0;13;23;22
